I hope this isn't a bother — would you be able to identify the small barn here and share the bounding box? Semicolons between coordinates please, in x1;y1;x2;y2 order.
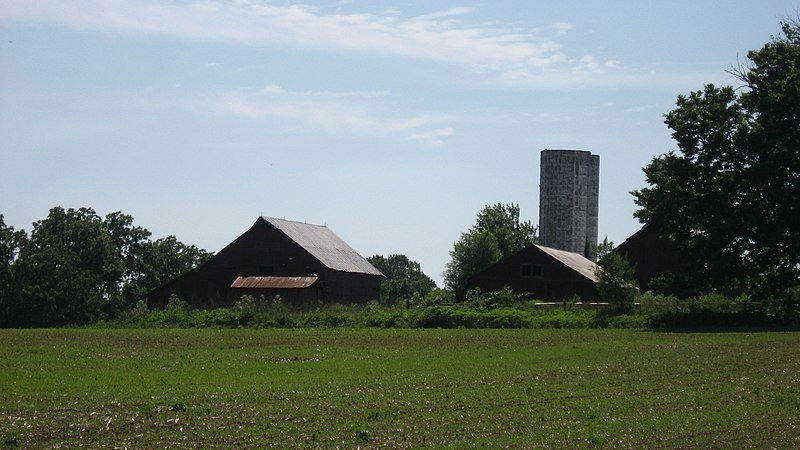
612;223;680;291
469;244;600;302
147;216;383;309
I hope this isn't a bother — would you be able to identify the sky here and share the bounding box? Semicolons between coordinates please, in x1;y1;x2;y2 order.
1;0;797;286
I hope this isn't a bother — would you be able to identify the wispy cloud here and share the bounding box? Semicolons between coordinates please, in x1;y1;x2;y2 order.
197;85;453;144
0;1;724;91
0;1;617;87
554;22;573;36
409;127;454;146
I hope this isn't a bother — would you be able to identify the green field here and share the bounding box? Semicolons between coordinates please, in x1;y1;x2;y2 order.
1;329;799;448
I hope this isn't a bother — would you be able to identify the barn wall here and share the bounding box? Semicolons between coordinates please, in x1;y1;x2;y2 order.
470;246;599;302
613;224;680;291
147;219;380;309
321;270;382;304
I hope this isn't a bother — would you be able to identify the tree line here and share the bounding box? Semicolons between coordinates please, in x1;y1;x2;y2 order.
0;207;211;327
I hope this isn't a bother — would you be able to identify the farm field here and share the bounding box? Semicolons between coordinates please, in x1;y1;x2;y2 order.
1;329;799;448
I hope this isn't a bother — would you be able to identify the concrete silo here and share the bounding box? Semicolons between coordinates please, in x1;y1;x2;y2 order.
538;149;600;259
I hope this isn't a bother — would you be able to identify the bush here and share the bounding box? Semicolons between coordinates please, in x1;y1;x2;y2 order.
765;286;800;325
636;291;680;315
531;310;593;329
466;287;521;310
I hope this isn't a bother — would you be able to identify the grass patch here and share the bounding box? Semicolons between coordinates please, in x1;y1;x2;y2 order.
1;328;799;448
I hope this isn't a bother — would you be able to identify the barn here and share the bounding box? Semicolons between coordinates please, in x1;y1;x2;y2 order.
147;216;383;309
612;223;680;291
468;244;600;302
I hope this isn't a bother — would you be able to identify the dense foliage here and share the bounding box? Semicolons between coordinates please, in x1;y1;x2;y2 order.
0;207;211;327
366;254;436;306
443;203;537;299
100;290;782;330
595;253;637;314
632;19;800;300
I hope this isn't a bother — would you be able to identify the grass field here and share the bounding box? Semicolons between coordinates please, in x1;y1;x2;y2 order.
1;329;799;448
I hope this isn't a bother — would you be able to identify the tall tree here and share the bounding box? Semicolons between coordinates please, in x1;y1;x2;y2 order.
367;254;436;306
10;207;118;326
0;215;26;326
102;211;153;314
632;19;800;299
444;203;537;299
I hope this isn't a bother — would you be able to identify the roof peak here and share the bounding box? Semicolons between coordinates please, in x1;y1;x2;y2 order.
261;216;327;228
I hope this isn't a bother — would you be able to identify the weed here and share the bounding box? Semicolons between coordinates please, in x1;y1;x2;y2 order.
138;404;156;420
351;422;371;443
1;432;21;449
365;408;385;422
170;402;187;412
583;402;599;420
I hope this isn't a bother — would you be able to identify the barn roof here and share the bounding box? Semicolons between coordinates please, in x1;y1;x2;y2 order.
261;217;383;276
231;276;318;289
535;244;599;282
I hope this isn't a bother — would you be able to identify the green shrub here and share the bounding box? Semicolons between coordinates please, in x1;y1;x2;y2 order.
636;291;680;315
422;289;455;306
765;286;800;325
531;310;593;329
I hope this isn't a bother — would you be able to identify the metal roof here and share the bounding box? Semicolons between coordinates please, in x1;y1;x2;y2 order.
262;217;383;276
231;276;319;289
535;244;599;282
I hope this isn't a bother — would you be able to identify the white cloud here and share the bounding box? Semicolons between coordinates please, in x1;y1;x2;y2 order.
409;127;454;146
0;1;722;91
260;84;286;95
554;22;573;36
0;1;610;83
198;86;454;143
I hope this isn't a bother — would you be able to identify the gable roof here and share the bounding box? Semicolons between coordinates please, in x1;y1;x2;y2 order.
261;216;383;276
535;244;599;282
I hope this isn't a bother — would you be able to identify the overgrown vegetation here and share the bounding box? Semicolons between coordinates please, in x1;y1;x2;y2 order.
97;288;794;330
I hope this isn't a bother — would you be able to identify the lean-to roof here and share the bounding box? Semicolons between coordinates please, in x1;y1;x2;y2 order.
231;276;318;289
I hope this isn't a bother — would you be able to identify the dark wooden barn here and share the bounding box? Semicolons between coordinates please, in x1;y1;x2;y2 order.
147;216;383;309
612;223;680;291
469;245;600;302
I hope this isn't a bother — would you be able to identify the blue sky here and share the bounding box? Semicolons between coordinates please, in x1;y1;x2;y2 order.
1;1;796;285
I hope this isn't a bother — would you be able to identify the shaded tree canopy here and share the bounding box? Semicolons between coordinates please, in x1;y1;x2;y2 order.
367;254;436;305
632;19;800;299
596;253;636;314
0;215;26;323
0;207;211;327
444;203;537;299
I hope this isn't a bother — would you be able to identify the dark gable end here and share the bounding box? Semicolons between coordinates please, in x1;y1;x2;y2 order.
469;245;600;302
147;217;382;309
612;223;680;291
